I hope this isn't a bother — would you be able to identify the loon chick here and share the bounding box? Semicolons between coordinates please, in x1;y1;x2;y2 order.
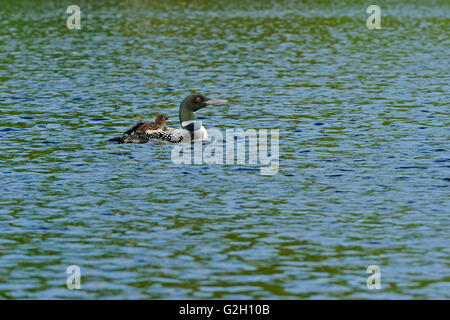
108;114;168;144
109;94;228;144
124;114;169;135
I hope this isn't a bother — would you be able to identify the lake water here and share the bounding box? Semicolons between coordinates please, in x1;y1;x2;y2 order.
0;0;448;299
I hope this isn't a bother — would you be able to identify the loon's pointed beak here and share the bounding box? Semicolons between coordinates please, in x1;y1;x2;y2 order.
205;98;228;105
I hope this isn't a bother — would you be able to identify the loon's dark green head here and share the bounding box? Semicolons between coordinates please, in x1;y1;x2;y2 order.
179;94;228;131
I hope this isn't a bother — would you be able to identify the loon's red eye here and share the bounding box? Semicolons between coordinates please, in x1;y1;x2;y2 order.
196;97;201;102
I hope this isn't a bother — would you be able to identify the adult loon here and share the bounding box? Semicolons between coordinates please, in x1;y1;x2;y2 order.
108;94;228;144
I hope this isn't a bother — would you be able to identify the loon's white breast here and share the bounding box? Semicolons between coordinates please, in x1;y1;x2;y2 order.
199;125;208;140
